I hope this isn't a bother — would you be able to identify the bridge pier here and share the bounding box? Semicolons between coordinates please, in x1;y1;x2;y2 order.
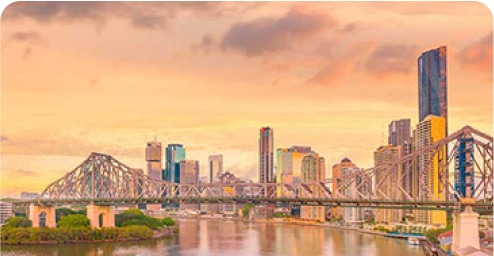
452;206;480;252
29;204;56;228
86;204;115;228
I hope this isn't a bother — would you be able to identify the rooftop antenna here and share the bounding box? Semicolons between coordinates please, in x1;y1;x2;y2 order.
154;127;157;142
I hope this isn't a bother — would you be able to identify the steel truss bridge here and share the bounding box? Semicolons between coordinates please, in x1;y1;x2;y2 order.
16;126;493;212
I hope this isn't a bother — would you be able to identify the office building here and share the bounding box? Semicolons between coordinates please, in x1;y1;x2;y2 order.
454;137;475;198
208;155;223;183
146;141;162;180
374;145;402;223
179;160;199;184
300;152;326;221
276;146;311;197
330;158;356;219
418;46;448;134
412;115;447;226
259;127;274;183
0;202;14;225
20;192;39;199
388;118;412;203
165;144;186;183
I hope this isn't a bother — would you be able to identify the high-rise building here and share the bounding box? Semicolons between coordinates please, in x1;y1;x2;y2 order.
330;158;356;219
179;160;199;184
300;152;326;221
208;155;223;183
418;46;447;134
146;141;162;180
374;145;402;224
301;153;326;183
388;119;412;202
454;137;475;198
165;144;186;183
412;115;447;226
340;168;364;226
388;119;412;152
276;145;311;196
0;202;14;225
259;127;274;183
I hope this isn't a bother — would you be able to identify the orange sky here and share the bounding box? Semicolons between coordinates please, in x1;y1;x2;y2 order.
1;2;492;197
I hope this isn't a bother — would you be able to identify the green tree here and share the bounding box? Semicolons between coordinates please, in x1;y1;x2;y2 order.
57;214;90;228
274;212;285;218
242;204;254;218
55;207;76;222
4;216;32;228
162;217;176;227
115;209;163;230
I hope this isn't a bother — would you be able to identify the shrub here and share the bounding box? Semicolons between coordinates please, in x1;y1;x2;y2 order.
162;217;176;227
4;216;32;228
116;209;163;230
57;214;90;229
0;226;155;244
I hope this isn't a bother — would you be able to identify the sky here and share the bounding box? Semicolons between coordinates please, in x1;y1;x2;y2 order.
1;1;492;198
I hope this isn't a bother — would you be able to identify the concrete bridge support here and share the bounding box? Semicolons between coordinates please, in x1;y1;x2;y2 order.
452;206;480;252
86;204;115;228
29;204;56;228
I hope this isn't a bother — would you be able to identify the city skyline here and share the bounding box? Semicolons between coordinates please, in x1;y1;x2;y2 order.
1;2;492;197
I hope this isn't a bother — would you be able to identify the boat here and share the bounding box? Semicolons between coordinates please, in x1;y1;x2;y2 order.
407;236;420;245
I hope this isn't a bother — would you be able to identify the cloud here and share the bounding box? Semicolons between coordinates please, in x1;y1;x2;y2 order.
131;12;166;30
221;6;336;56
366;2;488;16
0;136;8;142
2;2;224;30
338;22;359;33
306;60;353;86
192;33;219;53
10;169;38;176
3;2;108;23
458;31;493;72
364;43;419;76
10;31;42;42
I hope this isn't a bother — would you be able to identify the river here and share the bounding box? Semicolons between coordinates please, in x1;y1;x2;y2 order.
1;219;424;255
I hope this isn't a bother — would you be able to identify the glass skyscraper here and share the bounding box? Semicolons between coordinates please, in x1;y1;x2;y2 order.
165;144;186;183
418;46;448;134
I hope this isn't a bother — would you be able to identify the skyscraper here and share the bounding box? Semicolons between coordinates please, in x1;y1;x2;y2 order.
330;158;356;219
388;119;411;151
180;160;199;184
418;46;447;134
374;145;402;223
300;152;326;221
412;115;447;226
165;144;186;183
259;127;274;183
276;145;312;196
388;118;412;207
146;141;162;180
455;137;475;198
208;155;223;183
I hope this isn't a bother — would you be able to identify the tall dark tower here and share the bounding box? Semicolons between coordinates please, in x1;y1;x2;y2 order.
259;127;274;183
418;46;448;135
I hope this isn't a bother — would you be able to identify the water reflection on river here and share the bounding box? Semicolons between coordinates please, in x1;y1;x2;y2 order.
1;219;423;256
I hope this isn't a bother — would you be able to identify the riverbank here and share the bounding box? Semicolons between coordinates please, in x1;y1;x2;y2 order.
0;225;175;245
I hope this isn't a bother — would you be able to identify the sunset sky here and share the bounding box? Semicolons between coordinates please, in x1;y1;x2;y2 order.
1;2;492;197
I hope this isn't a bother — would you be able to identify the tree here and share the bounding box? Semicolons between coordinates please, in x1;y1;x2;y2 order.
162;217;176;227
57;214;90;228
115;209;163;230
4;216;32;228
242;204;254;218
56;207;76;222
